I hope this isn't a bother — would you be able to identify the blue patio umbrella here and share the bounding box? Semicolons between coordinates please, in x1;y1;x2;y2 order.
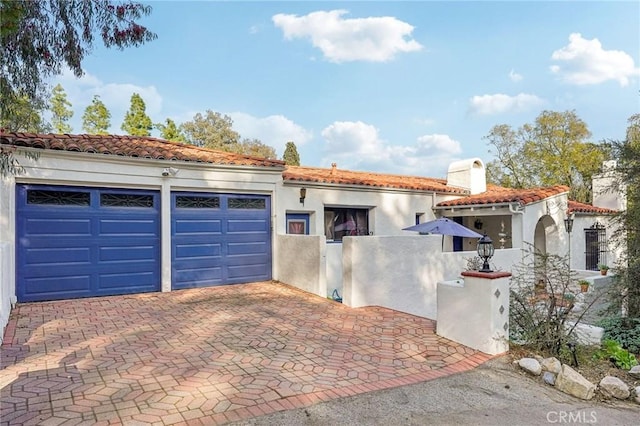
402;217;483;238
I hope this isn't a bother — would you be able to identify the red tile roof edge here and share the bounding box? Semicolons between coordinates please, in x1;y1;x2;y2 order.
283;165;468;194
436;185;571;207
568;200;617;215
0;132;286;168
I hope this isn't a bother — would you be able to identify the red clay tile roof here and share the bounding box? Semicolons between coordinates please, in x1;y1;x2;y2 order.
283;165;467;194
568;200;617;215
0;132;285;168
436;185;571;207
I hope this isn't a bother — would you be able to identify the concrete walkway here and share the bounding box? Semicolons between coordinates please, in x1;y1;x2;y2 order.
1;281;491;425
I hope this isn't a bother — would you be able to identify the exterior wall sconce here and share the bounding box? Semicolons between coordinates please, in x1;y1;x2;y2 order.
564;215;574;233
477;234;495;273
474;218;483;230
299;187;306;205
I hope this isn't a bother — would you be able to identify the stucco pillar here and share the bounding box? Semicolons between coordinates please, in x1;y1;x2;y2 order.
160;180;172;292
437;271;511;355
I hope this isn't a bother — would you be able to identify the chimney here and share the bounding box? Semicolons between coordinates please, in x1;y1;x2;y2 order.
446;158;486;194
592;160;626;211
330;163;337;175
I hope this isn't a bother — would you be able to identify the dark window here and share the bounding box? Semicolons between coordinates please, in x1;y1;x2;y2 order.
100;193;154;207
175;196;220;209
324;208;369;242
228;197;266;209
585;222;607;270
26;190;90;206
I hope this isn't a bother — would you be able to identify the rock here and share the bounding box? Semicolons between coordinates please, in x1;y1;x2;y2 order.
543;371;556;386
555;364;596;400
518;358;542;376
629;365;640;379
599;376;630;400
540;357;562;374
634;386;640;404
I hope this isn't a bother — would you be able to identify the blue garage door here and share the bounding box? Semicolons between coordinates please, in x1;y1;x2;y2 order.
16;185;160;302
172;192;272;289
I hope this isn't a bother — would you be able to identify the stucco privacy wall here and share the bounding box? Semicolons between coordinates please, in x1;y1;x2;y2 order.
274;234;326;297
437;272;511;355
0;150;282;340
341;235;520;319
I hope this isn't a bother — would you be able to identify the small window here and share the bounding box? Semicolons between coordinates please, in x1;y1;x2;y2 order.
324;208;369;242
228;197;266;209
101;193;154;207
27;190;90;206
176;196;220;209
286;213;309;235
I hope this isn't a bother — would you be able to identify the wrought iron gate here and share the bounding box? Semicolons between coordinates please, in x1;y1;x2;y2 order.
585;221;607;270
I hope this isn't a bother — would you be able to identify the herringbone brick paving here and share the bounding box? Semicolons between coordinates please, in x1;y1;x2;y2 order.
0;281;491;425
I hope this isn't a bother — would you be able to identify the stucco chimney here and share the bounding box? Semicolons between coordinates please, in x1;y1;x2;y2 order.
592;160;626;211
446;158;486;194
330;163;337;175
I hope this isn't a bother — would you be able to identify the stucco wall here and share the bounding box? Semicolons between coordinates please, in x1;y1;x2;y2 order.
325;244;344;298
274;234;326;297
437;273;510;355
0;175;16;343
341;235;520;319
276;183;445;238
571;215;621;270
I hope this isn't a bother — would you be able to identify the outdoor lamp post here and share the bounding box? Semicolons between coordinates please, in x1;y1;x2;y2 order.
477;234;495;273
564;213;574;271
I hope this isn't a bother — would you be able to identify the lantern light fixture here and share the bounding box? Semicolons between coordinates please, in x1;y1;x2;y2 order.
477;234;495;273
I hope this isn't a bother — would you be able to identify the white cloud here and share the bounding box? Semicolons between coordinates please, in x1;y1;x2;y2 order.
230;112;313;155
415;134;461;155
468;93;544;115
509;69;523;82
550;33;640;86
272;10;423;63
320;121;461;176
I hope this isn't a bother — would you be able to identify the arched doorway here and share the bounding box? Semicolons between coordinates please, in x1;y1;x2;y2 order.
533;215;560;275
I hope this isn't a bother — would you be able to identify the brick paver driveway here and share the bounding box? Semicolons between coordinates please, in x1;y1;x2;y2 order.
1;281;491;425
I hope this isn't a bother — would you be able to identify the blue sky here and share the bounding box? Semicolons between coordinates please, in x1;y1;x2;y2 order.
52;1;640;178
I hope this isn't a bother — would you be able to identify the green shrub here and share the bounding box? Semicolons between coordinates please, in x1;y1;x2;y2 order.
594;339;638;370
597;316;640;354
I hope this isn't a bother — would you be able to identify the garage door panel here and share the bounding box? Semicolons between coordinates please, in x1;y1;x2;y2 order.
99;219;159;235
227;264;269;280
172;192;271;289
227;242;267;255
25;247;91;265
17;185;160;302
174;219;222;235
99;245;157;261
175;243;222;258
98;271;157;290
22;276;92;296
227;219;268;233
23;218;92;236
173;267;223;287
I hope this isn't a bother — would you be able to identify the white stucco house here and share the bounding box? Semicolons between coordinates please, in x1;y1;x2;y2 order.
0;132;623;341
